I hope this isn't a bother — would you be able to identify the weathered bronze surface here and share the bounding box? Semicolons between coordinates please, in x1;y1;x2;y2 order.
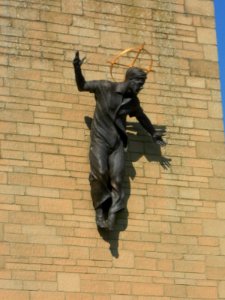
73;51;166;230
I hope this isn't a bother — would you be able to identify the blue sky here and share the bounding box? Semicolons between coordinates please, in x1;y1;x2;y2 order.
214;0;225;131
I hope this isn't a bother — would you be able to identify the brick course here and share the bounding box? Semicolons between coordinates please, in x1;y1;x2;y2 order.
0;0;225;299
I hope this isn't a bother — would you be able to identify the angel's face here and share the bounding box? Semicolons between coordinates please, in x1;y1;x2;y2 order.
128;78;146;95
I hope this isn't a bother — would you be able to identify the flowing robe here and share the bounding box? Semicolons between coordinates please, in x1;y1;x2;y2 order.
74;65;156;213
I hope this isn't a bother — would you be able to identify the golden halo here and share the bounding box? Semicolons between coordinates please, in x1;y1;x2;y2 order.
107;43;153;80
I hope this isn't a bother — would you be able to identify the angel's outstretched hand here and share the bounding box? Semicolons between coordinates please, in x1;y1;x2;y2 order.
73;51;86;67
152;129;167;147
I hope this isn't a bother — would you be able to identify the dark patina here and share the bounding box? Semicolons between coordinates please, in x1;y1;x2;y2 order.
73;51;166;230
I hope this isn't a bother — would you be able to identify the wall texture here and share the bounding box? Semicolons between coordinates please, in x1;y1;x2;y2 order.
1;0;225;299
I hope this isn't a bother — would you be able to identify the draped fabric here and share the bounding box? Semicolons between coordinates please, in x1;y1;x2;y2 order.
74;71;156;212
87;80;138;212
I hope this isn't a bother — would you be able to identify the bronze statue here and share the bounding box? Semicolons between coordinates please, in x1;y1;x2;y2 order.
73;51;166;230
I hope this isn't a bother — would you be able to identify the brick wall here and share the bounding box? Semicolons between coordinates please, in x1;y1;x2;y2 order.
1;0;225;299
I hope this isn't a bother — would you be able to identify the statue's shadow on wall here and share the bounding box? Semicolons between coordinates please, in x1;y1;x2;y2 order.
84;117;171;258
